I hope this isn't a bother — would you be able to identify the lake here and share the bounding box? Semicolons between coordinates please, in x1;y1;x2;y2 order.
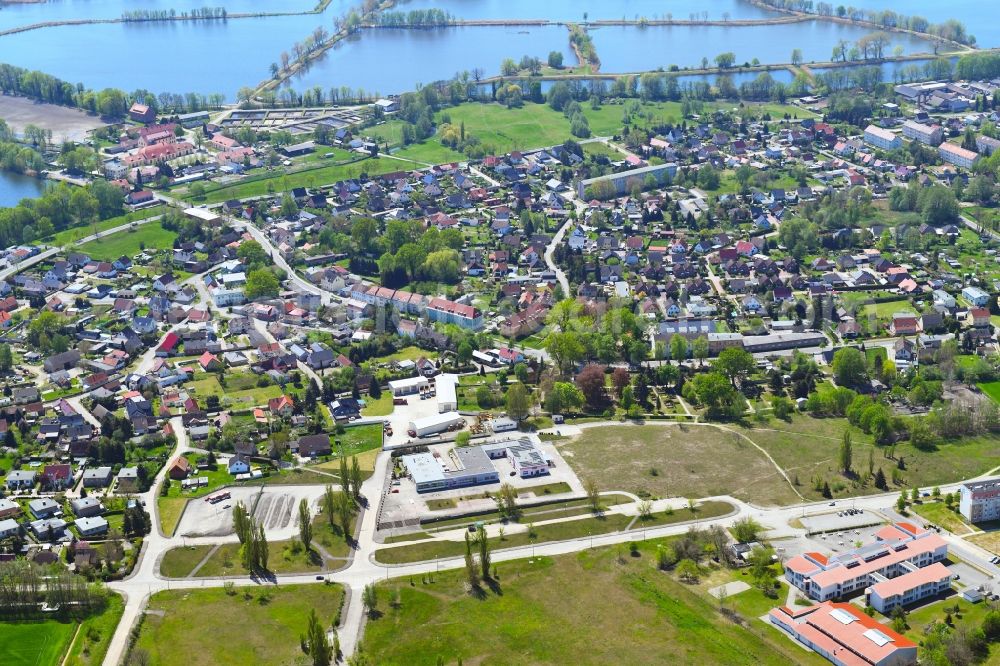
395;0;779;21
0;0;975;100
292;25;575;97
591;22;934;73
0;0;329;30
0;171;46;208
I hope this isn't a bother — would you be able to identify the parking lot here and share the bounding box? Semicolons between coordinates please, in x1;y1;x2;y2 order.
174;485;329;540
800;508;882;534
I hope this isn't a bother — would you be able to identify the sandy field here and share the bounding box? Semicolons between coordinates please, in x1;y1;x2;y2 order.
0;94;106;143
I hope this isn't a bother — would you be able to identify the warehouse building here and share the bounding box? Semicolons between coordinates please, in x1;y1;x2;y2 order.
436;374;458;413
402;447;499;492
408;412;465;438
388;376;429;396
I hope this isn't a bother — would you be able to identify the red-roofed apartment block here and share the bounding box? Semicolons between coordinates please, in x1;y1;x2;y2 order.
770;601;917;666
783;523;948;603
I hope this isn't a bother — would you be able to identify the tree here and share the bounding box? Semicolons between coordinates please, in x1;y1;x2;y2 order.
676;558;700;583
714;347;755;389
692;336;709;366
362;583;378;617
464;532;479;588
585;478;602;513
547;50;564;68
731;516;763;543
236;240;269;268
279;193;299;219
544;382;583;414
322;485;337;529
669;334;688;361
919;185;960;226
832;347;868;389
714;52;736;68
0;344;11;372
839;430;853;475
545;331;585;375
245;268;280;300
335;491;354;541
476;525;491;580
298;498;313;551
575;364;606;410
351;218;379;253
692;372;744;421
305;608;332;666
896;491;908;513
505;383;531;423
350;456;362;500
791;48;803;65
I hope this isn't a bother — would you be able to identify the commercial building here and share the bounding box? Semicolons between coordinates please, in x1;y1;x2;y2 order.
863;125;902;151
769;602;917;666
577;162;678;199
866;562;952;613
481;438;551;478
402;447;499;493
408;412;465;438
388;376;429;396
902;120;943;146
435;374;458;413
783;523;948;602
959;475;1000;522
939;142;979;169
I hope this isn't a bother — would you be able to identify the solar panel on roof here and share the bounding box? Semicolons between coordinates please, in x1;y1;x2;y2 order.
863;629;892;647
830;608;856;625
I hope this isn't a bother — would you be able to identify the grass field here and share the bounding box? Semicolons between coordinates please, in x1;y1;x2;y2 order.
561;424;801;506
157;496;189;536
374;501;732;564
360;392;393;416
189;373;285;408
333;423;383;457
912;501;977;536
394;141;466;165
49;207;166;247
159;544;215;578
980;381;1000;404
0;619;76;666
747;417;1000;501
362;537;825;666
135;585;343;666
77;222;177;261
438;102;573;153
860;299;915;320
64;595;125;666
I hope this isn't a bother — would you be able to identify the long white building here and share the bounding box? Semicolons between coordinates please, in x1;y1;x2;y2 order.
902;120;943;146
863;125;901;151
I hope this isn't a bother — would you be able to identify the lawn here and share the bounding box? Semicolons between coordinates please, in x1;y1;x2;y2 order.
438;102;573;153
375;501;732;564
64;594;125;666
135;585;344;666
560;424;802;506
394;141;466;165
189;374;285;408
362;537;824;666
0;619;76;666
183;540;327;577
49;207;166;247
860;299;915;320
744;417;1000;502
157;496;190;537
333;423;383;457
980;381;1000;404
912;501;977;536
159;544;215;578
77;222;177;261
361;392;393;416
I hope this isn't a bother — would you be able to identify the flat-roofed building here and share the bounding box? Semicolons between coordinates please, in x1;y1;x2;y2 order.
960;475;1000;522
435;374;458;413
